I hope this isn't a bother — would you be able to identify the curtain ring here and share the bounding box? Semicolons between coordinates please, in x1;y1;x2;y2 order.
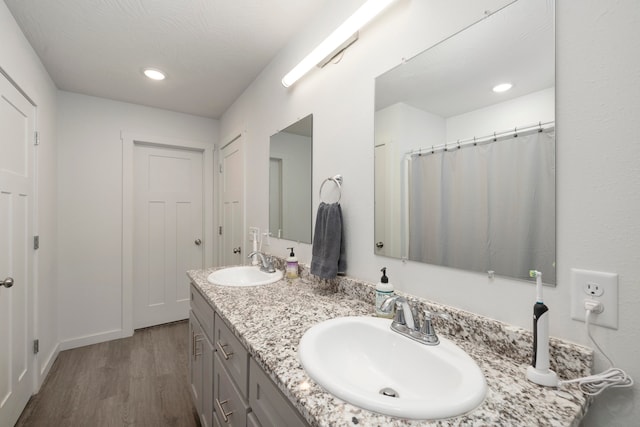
538;121;543;132
473;136;477;146
514;127;518;137
431;145;434;154
457;140;461;149
493;132;497;142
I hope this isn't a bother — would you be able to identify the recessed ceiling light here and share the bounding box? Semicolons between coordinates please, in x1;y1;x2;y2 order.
143;68;166;81
492;83;512;93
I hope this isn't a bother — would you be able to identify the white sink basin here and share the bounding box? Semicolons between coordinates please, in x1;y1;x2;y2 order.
298;316;487;420
207;266;283;287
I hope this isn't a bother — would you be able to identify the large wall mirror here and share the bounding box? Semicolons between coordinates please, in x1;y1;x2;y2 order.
374;0;556;284
269;114;313;243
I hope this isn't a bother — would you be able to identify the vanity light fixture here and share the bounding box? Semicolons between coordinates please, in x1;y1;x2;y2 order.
492;82;513;93
143;68;166;81
281;0;398;87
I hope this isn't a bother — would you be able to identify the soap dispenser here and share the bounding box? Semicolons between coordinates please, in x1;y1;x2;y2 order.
375;267;394;318
286;247;299;279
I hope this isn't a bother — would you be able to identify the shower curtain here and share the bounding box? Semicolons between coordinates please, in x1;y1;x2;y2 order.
408;129;555;282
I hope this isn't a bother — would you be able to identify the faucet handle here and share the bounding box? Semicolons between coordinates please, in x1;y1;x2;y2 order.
419;309;449;344
392;301;408;327
263;255;276;273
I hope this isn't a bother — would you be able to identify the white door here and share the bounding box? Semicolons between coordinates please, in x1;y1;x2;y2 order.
0;73;35;426
133;144;204;329
220;137;244;266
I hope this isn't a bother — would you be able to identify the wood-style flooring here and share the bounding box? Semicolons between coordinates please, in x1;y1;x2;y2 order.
15;321;200;427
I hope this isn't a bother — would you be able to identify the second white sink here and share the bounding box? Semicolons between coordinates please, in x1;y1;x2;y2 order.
298;316;487;420
207;266;283;287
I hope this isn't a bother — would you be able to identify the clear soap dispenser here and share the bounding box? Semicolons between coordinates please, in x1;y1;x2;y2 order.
286;247;299;279
375;267;394;318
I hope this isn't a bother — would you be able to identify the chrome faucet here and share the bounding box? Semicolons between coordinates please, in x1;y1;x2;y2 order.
247;251;276;273
379;295;448;345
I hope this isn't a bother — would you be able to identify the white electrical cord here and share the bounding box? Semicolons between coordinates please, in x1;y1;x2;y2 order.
558;305;633;396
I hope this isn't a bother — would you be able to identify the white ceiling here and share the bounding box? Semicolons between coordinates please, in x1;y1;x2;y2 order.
4;0;327;118
375;0;554;118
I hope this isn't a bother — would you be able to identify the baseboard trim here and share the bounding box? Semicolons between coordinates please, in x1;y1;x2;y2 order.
36;342;60;390
58;328;124;351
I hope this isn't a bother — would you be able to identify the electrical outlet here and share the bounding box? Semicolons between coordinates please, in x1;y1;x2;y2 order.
585;282;604;297
571;268;618;329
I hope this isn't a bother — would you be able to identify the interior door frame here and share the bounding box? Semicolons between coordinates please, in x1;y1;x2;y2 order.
217;132;245;267
122;132;214;337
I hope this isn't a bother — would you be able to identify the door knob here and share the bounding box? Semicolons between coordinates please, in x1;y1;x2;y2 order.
194;239;202;246
1;277;14;288
233;247;241;254
376;242;384;249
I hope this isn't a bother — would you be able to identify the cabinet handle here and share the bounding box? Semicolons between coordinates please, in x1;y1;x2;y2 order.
216;341;234;360
191;329;196;359
194;334;203;359
215;398;233;422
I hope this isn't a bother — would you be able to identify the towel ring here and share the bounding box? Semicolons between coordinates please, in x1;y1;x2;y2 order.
319;175;343;203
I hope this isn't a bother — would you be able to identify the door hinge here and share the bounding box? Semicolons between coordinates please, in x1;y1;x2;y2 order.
219;164;223;173
33;339;39;354
34;131;40;146
34;235;40;250
218;226;223;235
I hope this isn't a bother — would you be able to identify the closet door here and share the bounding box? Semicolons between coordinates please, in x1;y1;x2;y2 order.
133;143;204;328
0;71;35;427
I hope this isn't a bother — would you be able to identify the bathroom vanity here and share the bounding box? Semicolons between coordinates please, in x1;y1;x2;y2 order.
188;265;591;426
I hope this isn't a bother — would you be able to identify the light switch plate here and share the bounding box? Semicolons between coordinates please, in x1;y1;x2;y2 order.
570;268;618;329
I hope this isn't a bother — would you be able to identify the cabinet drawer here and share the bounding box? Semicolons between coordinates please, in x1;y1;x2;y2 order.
249;359;309;427
215;313;249;397
191;283;214;341
214;354;250;427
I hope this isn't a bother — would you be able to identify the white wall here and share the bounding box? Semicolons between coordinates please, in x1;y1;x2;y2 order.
57;91;218;348
1;2;59;388
220;0;640;425
446;87;555;141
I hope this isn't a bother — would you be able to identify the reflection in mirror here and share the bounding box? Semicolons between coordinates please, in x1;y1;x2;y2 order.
269;114;313;243
374;0;556;284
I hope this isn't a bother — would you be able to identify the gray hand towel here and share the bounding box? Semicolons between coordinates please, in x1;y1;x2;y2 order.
311;202;346;279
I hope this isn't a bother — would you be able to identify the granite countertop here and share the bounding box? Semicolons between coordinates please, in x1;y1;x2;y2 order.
187;267;591;427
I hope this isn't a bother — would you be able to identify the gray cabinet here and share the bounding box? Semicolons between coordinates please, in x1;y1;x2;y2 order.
214;353;250;426
249;358;308;427
190;283;309;427
190;287;215;427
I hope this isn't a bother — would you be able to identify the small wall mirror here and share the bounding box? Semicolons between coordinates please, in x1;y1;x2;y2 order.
269;114;313;243
374;0;556;284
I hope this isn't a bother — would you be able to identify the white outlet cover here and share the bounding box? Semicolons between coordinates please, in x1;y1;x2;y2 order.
570;268;618;329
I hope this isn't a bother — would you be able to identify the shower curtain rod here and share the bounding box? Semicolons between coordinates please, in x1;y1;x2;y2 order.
406;120;555;157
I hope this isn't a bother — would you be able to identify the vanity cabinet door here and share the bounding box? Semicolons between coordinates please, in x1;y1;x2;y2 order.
191;283;215;340
214;354;250;427
190;310;214;427
249;359;309;427
202;336;214;427
189;312;204;413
